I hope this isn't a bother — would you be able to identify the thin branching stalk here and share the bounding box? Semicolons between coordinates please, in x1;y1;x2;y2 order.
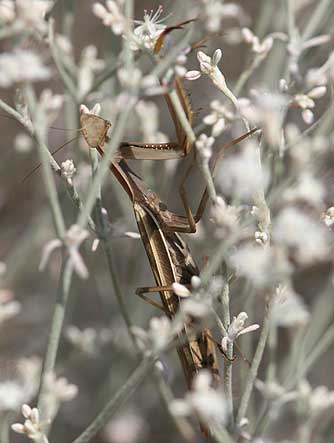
287;324;334;389
48;19;78;103
89;150;138;351
153;368;196;442
236;294;275;425
221;282;234;427
0;98;97;232
37;259;74;419
71;357;155;443
302;0;333;42
24;84;66;238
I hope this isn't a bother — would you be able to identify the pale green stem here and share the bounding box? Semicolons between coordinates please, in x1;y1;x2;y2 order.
0;411;15;443
153;368;195;442
285;0;298;81
0;22;26;39
89;149;138;351
221;282;234;427
0;97;97;232
287;324;334;390
124;0;134;70
236;294;274;425
302;0;333;42
71;357;155;443
211;426;236;443
48;19;78;103
24;84;66;238
37;259;74;418
0;98;33;131
168;89;217;202
234;55;265;96
168;89;196;145
151;26;193;79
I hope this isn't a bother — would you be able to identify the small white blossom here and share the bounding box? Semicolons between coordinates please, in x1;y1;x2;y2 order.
14;133;33;153
135;101;168;143
185;70;201;81
1;0;54;32
61;159;76;182
217;141;269;201
0;51;51;88
298;380;334;419
130;6;167;51
221;312;259;351
283;172;325;208
202;0;248;33
66;326;98;355
0;290;21;324
171;370;228;426
288;33;330;76
35;89;64;129
255;379;297;404
211;197;240;233
132;316;178;353
254;230;269;246
279;78;289;92
291;86;327;125
93;1;125;35
117;67;143;89
321;207;334;228
104;412;147;443
242;28;274;56
11;404;49;443
172;283;191;298
0;1;15;23
229;244;291;288
39;224;90;279
239;91;287;146
181;298;211;319
0;357;41;412
78;45;105;97
202;100;235;137
42;373;78;420
187;50;239;108
306;52;334;87
271;284;310;327
273;207;331;265
195;133;215;160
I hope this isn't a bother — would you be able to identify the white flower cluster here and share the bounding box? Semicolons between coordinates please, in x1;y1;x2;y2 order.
0;0;53;33
39;224;90;279
171;370;227;427
0;51;51;88
93;3;167;52
186;50;239;108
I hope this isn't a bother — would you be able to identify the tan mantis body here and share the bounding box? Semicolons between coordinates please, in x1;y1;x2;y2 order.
109;159;221;389
80;77;257;386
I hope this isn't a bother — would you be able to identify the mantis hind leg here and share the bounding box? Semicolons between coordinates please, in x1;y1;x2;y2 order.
135;285;174;314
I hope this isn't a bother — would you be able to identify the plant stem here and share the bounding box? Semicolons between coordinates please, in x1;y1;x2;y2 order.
37;259;74;417
236;294;274;425
302;0;333;42
48;19;78;103
89;149;138;351
24;84;66;238
221;282;234;426
71;357;155;443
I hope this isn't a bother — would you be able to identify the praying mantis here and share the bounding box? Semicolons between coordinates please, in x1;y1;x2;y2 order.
79;78;257;402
